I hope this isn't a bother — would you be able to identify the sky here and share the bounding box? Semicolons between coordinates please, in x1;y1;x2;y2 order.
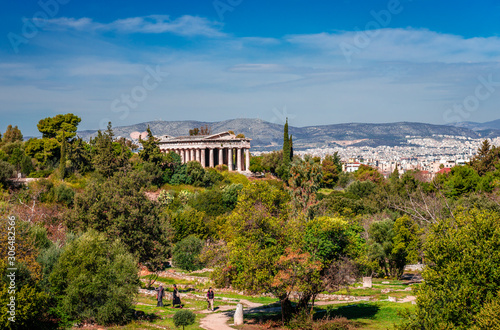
1;0;500;136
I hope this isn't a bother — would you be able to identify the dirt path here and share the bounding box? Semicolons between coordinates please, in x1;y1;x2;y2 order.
199;300;266;330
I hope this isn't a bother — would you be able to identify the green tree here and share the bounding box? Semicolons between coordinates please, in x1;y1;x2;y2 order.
0;160;15;185
2;125;23;143
470;140;499;176
399;208;500;329
321;153;341;188
443;165;480;198
138;127;164;165
68;171;172;271
59;131;67;180
288;155;323;213
173;310;195;330
90;123;130;177
49;230;139;325
172;236;204;271
366;219;397;277
392;215;422;278
0;219;51;330
249;155;264;173
25;138;60;165
37;113;81;141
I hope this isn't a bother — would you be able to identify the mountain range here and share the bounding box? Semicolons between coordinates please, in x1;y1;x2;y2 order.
76;118;500;151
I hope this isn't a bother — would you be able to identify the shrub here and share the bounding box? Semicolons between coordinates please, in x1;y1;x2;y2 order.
0;160;15;184
398;209;500;329
158;190;174;205
172;236;204;271
49;230;139;325
55;184;75;206
173;309;195;329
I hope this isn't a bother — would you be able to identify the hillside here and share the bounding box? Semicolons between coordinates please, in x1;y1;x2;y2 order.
77;118;499;151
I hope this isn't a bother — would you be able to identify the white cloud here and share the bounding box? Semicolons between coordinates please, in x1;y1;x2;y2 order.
287;28;500;63
42;15;226;37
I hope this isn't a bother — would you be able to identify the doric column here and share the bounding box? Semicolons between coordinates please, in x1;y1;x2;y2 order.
201;149;206;168
228;148;233;171
185;149;189;162
209;148;214;168
237;148;242;172
196;148;201;163
190;149;195;162
245;148;250;171
182;149;187;163
218;148;223;166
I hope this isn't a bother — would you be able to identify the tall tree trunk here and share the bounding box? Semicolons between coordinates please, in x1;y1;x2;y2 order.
280;295;293;325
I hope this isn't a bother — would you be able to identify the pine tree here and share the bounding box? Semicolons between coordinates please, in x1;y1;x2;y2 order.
59;131;66;180
3;125;23;143
283;118;290;166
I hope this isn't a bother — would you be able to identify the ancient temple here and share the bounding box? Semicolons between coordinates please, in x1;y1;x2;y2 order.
157;132;251;172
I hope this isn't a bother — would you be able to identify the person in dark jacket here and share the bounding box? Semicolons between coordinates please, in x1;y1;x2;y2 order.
206;287;215;311
155;285;164;307
172;284;182;308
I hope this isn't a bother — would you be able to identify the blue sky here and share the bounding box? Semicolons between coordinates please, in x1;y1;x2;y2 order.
1;0;500;136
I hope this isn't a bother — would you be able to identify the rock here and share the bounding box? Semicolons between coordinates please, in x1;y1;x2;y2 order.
362;277;372;288
381;289;392;293
388;296;397;302
234;303;244;325
404;287;412;291
382;281;390;284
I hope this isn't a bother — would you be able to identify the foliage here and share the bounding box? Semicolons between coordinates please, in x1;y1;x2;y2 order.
90;123;131;177
321;153;341;188
68;171;172;271
172;236;205;271
354;164;384;184
158;190;174;205
249;155;264;173
0;219;51;329
37;113;81;141
345;180;376;198
59;132;67;179
288;155;323;213
169;206;210;242
366;219;397;277
472;292;500;330
173;309;195;329
2;125;23;143
283;118;291;168
399;209;500;329
470;140;500;176
49;230;139;325
0;160;15;184
138;127;164;165
392;215;422;270
25;138;60;165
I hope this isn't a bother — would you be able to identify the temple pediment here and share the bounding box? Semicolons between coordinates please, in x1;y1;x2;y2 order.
204;132;235;140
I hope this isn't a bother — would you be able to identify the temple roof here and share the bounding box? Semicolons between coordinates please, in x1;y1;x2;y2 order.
157;131;251;143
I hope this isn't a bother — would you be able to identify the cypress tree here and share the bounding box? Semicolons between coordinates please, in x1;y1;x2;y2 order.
59;131;66;180
289;134;293;160
283;118;290;166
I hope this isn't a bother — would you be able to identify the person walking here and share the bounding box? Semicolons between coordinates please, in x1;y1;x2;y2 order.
155;285;164;307
172;284;182;308
206;287;215;311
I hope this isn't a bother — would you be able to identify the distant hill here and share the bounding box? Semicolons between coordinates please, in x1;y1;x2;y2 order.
77;118;500;151
452;119;500;131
